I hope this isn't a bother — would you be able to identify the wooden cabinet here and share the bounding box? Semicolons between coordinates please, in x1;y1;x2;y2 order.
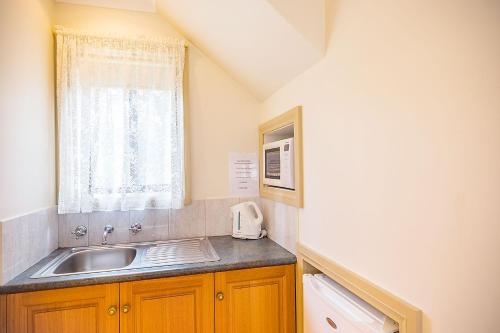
1;295;6;333
6;283;119;333
4;265;295;333
120;273;214;333
215;265;295;333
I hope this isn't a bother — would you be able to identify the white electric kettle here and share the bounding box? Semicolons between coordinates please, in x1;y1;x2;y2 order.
231;201;266;240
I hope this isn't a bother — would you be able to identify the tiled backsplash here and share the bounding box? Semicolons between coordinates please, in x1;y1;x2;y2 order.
0;207;58;284
261;198;298;254
58;198;245;248
0;196;297;285
205;197;239;236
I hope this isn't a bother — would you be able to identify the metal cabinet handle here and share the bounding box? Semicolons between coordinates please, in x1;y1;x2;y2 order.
122;304;131;313
108;306;117;316
216;292;224;301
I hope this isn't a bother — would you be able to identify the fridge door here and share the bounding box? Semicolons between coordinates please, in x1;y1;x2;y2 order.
303;274;395;333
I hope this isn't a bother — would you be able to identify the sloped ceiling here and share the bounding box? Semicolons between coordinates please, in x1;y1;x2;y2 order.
54;0;326;99
156;0;325;100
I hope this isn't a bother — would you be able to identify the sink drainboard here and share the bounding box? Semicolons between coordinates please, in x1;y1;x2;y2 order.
144;239;219;266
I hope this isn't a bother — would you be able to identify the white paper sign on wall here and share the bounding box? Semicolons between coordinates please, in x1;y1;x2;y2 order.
229;153;259;197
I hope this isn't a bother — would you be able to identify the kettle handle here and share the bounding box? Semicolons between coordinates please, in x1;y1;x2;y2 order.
248;201;263;222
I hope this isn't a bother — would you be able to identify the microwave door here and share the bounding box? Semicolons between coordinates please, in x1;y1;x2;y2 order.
265;147;281;187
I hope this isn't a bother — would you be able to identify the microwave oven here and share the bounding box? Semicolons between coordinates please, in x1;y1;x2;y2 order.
263;138;295;190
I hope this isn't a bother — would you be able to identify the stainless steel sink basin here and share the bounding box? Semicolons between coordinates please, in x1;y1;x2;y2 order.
31;238;220;279
52;247;137;275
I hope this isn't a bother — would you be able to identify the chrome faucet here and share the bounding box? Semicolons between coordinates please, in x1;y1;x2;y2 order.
102;225;114;245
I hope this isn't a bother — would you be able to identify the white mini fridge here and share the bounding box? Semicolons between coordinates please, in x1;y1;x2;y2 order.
303;274;399;333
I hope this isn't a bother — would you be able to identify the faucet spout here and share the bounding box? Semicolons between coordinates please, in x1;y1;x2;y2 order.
102;225;114;245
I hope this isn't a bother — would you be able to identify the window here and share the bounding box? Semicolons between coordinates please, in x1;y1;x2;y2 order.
55;27;187;213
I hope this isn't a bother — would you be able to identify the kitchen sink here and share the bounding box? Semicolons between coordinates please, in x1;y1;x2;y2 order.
52;247;137;275
31;238;220;278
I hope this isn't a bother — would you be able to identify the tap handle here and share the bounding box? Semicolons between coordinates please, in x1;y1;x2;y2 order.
129;222;142;235
71;225;88;239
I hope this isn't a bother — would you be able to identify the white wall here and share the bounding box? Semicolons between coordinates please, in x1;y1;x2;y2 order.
0;2;260;220
261;1;500;332
0;0;56;221
53;4;261;201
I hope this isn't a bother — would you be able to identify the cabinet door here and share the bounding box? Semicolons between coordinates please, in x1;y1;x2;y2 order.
120;273;214;333
1;295;6;333
7;283;119;333
215;265;295;333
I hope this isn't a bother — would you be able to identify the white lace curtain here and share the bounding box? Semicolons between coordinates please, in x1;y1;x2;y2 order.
56;27;186;213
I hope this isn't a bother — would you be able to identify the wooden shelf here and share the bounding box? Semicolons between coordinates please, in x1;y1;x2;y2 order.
259;106;303;208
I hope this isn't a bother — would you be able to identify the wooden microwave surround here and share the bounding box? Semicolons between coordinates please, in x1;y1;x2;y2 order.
259;106;304;208
3;264;295;333
296;244;422;333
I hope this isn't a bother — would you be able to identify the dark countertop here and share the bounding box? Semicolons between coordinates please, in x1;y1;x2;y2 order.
0;236;296;294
